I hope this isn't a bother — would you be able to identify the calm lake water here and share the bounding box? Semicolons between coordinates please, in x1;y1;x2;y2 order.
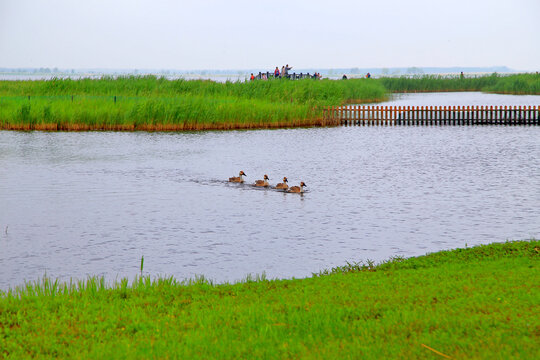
1;92;539;290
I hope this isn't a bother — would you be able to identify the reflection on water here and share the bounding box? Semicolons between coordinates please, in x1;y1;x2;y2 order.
1;93;540;290
379;91;540;106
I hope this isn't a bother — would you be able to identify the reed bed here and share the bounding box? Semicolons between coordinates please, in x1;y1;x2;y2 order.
379;73;540;94
482;73;540;95
0;77;386;131
0;240;537;358
0;95;333;131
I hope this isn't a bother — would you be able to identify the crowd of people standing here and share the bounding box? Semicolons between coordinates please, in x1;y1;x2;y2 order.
250;64;322;81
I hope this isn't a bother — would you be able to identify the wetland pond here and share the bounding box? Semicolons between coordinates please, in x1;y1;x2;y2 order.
1;92;539;290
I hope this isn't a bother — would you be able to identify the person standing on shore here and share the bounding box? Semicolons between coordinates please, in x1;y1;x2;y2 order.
274;67;280;78
284;64;292;78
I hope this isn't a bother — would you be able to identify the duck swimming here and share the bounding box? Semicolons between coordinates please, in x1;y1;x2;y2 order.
229;171;246;183
254;174;270;187
275;177;289;190
288;182;306;193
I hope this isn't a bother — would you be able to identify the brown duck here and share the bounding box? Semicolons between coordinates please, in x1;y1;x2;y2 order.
287;182;306;193
229;171;246;183
275;177;289;190
254;174;270;187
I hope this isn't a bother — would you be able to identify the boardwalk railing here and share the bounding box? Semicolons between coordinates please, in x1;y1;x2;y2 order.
254;72;318;80
323;105;540;126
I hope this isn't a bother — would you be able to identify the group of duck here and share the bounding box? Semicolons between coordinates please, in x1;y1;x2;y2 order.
228;171;307;193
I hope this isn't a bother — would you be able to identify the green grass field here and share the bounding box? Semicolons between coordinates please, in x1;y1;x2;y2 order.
1;240;537;359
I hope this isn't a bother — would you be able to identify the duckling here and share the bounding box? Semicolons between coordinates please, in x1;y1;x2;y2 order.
254;174;270;187
275;177;289;190
288;182;306;193
229;171;246;183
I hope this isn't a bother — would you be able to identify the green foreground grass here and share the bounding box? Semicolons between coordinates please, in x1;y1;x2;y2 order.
1;240;538;359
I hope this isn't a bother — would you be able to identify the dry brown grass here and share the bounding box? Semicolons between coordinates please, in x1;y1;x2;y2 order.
0;117;339;132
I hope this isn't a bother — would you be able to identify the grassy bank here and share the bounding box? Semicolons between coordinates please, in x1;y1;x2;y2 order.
379;73;540;95
1;240;538;358
0;77;387;131
1;74;538;131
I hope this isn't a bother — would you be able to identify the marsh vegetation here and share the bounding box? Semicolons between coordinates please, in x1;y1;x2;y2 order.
0;77;386;130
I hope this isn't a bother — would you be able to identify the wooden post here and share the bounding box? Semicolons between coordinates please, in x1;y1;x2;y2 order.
478;105;484;121
441;106;445;125
362;106;366;126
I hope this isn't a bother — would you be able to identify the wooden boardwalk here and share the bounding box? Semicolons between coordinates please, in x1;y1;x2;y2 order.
323;105;540;126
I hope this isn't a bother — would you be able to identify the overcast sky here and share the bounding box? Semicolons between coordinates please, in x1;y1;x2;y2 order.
1;0;539;71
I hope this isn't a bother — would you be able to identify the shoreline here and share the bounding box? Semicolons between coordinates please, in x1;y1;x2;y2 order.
2;239;536;295
0;117;339;132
